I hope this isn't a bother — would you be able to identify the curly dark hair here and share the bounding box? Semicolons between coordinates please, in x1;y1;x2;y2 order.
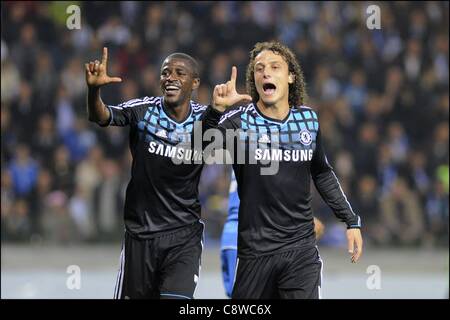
246;41;307;107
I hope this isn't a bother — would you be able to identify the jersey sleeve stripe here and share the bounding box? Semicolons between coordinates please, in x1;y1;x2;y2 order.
116;96;157;109
218;106;245;125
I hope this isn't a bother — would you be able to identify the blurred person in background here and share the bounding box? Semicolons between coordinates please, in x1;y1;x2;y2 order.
1;106;15;163
33;50;57;108
404;150;431;203
425;180;449;247
1;59;21;104
198;164;229;239
31;113;60;166
10;81;35;143
41;190;78;243
355;122;379;177
353;175;380;246
4;198;32;242
29;169;54;238
92;158;123;241
8;144;39;199
10;23;39;81
73;146;104;241
1;170;17;240
69;186;95;242
376;178;424;246
51;145;75;197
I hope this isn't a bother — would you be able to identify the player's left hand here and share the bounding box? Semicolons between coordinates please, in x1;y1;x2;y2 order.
313;217;325;240
346;228;363;263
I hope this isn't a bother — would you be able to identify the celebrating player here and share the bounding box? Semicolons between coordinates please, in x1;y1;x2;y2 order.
85;47;245;299
213;41;363;299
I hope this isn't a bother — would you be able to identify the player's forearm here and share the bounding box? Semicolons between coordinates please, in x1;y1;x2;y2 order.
313;170;361;229
87;87;110;125
311;128;361;228
203;106;224;131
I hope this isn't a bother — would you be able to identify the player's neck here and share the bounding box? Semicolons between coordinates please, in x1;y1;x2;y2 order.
163;100;191;123
256;100;290;121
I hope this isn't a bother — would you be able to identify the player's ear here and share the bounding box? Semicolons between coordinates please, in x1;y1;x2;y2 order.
288;73;295;84
192;78;200;90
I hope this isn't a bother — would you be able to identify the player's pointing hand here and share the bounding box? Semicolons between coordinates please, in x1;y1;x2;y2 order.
213;66;252;112
85;47;122;88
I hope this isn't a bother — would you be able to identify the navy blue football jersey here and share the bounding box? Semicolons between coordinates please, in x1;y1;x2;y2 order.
103;96;222;239
218;103;361;258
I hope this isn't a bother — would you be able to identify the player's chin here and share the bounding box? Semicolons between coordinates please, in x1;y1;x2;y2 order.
259;95;277;106
163;92;181;105
257;90;275;103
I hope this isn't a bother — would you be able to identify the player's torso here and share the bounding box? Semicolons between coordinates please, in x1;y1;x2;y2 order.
123;98;208;237
130;98;207;179
232;104;319;198
229;104;319;256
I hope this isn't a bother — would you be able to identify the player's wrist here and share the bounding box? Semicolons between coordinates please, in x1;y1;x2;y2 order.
212;103;227;113
345;215;361;230
209;105;225;115
88;84;102;92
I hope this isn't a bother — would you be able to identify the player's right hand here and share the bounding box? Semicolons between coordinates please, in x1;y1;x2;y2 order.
85;47;122;88
213;66;252;112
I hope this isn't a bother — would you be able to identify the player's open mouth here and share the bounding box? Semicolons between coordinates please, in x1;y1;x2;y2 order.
164;85;181;95
262;83;276;96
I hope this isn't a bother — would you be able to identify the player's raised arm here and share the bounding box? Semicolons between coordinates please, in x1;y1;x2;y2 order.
85;47;122;125
212;66;252;112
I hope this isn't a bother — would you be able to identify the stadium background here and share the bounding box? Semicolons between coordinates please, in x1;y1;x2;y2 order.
1;1;448;299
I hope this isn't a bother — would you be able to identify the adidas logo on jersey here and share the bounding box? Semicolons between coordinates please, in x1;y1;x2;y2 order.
258;134;271;144
156;129;168;138
170;131;179;141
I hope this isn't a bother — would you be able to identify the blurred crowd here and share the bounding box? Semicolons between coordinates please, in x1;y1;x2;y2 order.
1;2;448;247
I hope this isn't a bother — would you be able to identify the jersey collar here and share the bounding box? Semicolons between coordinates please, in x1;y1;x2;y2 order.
160;98;194;126
252;102;293;125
